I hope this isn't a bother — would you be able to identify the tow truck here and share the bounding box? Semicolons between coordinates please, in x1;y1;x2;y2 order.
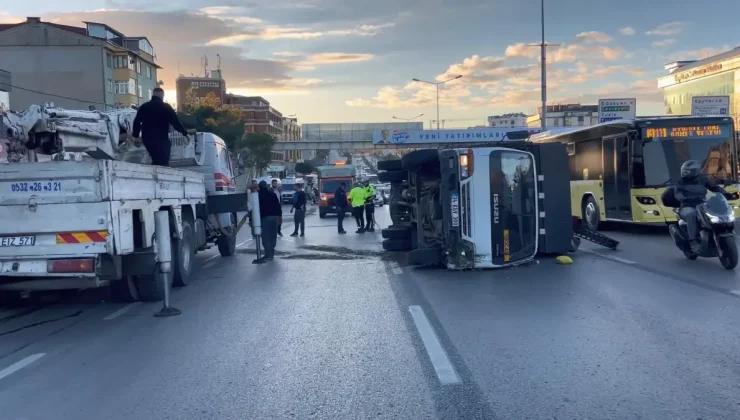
377;129;580;269
0;105;247;301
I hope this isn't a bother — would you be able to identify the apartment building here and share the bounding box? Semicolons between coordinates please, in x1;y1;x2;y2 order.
488;113;527;127
176;70;226;112
0;17;159;110
526;104;599;128
281;117;302;162
225;94;285;161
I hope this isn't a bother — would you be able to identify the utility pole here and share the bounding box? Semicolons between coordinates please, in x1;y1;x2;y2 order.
526;0;559;131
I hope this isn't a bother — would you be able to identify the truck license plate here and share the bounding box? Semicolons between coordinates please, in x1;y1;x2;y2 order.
0;236;36;247
451;193;460;227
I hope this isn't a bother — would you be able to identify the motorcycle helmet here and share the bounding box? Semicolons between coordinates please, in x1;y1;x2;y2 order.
680;160;701;180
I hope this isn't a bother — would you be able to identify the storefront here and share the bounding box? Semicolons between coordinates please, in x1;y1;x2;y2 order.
658;47;740;124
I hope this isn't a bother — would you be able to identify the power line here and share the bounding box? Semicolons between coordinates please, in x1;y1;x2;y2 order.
3;83;108;107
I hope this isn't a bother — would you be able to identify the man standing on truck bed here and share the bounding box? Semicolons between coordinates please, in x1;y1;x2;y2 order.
132;87;189;166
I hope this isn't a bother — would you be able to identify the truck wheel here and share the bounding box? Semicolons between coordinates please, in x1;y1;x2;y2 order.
408;247;444;266
378;159;403;171
382;238;411;252
378;170;407;183
217;214;237;257
402;149;439;171
109;275;141;302
382;226;411;239
173;220;195;287
582;196;601;231
136;271;172;302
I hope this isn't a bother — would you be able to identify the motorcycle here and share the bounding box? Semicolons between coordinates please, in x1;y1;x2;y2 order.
666;191;738;270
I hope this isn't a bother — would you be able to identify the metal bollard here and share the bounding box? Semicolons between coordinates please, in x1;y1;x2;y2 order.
154;210;181;317
249;190;265;264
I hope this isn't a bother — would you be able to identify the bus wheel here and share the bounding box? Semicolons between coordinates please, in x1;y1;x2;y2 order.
582;196;601;231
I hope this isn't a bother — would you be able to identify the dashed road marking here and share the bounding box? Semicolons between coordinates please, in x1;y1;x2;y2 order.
0;353;46;382
582;250;637;265
205;254;220;263
408;305;461;385
389;261;403;275
237;239;253;248
103;302;142;320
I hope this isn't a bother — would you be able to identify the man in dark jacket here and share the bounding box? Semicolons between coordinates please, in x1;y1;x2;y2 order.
290;183;307;237
257;180;282;260
675;160;727;253
132;88;189;166
334;182;348;234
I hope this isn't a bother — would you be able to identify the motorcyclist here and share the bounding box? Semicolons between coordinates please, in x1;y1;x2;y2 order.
675;160;727;253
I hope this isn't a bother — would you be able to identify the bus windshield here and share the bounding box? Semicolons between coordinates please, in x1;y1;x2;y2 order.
639;123;736;186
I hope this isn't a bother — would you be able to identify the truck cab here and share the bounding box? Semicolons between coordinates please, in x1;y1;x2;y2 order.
378;140;573;269
317;164;356;218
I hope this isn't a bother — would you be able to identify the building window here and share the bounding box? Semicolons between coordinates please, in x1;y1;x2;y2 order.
146;65;152;79
107;78;113;93
136;60;141;74
138;85;143;98
106;53;112;68
113;56;125;68
147;89;152;100
114;81;127;94
128;56;136;71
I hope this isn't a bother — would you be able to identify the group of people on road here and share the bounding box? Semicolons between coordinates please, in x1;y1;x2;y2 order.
246;178;309;263
333;179;376;234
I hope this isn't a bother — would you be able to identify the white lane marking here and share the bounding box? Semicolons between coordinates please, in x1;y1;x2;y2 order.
205;254;220;263
390;261;403;275
103;302;142;320
203;261;217;269
408;305;461;385
237;239;253;248
0;353;46;381
582;250;636;265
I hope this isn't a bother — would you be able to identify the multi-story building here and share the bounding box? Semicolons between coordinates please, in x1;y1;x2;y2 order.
526;104;599;128
225;94;284;161
0;17;159;110
488;113;527;127
281;117;302;162
658;46;740;124
176;70;226;112
0;68;10;110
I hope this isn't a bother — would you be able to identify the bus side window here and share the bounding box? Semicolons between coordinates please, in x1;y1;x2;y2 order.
574;138;602;181
631;138;646;187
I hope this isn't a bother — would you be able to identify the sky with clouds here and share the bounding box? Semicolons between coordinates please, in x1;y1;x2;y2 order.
1;0;738;126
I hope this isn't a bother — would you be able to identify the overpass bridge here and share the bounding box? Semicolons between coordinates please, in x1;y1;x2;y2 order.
272;127;541;151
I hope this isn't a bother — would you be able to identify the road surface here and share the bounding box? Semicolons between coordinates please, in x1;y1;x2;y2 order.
2;205;740;419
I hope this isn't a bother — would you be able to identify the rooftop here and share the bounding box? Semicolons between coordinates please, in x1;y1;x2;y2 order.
664;46;740;75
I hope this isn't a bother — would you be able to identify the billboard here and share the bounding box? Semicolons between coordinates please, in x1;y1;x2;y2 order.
598;98;636;123
372;127;541;145
175;77;225;111
691;96;730;116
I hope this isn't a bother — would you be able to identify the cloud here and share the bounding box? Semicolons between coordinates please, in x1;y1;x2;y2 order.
670;45;732;61
646;22;686;36
207;22;394;45
575;31;612;43
45;10;319;93
348;30;648;111
652;39;676;47
619;27;636;36
274;51;375;71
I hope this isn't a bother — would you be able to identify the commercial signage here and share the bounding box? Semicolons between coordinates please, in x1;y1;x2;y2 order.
372;127;541;145
691;96;730;116
657;57;740;88
598;98;636;123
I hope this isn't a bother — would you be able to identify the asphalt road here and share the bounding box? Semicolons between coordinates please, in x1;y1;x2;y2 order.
2;206;740;419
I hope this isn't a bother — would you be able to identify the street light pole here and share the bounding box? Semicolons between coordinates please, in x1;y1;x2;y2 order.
527;0;558;132
412;75;462;134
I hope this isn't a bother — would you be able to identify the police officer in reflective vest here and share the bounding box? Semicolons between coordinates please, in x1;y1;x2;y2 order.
363;179;377;232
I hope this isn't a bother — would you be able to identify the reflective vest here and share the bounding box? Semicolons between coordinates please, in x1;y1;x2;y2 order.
348;186;366;207
364;185;376;205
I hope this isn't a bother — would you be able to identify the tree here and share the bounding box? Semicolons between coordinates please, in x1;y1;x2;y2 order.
295;162;314;175
314;149;330;163
177;90;246;150
238;132;275;171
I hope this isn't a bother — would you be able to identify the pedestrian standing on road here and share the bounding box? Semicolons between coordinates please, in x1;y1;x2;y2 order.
348;183;366;233
334;182;349;234
131;87;189;167
290;183;307;237
247;180;258;238
257;180;282;261
270;179;283;237
363;179;377;233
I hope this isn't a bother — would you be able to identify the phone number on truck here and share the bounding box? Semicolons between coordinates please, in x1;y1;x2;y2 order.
10;182;63;192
